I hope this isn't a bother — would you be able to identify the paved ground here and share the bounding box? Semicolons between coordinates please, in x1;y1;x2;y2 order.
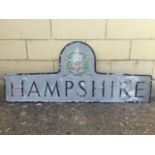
1;100;155;134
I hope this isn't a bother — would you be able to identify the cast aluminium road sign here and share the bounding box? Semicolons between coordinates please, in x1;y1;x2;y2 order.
4;41;152;103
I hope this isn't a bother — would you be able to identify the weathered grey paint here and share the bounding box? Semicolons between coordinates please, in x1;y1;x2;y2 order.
4;41;152;103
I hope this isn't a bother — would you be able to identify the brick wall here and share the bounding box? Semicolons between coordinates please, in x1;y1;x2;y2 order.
0;19;155;99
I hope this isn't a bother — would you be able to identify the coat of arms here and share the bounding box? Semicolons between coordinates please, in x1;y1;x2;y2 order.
66;48;89;75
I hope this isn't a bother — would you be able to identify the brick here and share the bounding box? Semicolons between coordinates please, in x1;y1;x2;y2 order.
0;74;3;80
96;61;111;73
0;80;3;99
112;61;136;74
0;61;53;75
152;63;155;79
135;61;154;75
0;40;26;60
131;40;155;60
87;40;130;60
53;61;59;72
151;81;155;98
52;19;106;39
0;20;50;39
27;40;70;60
107;20;155;39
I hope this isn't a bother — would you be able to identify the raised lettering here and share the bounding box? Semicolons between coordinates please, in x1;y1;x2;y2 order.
65;81;74;96
92;81;96;97
28;81;40;97
44;81;60;97
10;80;25;97
102;81;105;97
111;81;114;97
135;81;145;98
77;81;86;97
119;81;131;98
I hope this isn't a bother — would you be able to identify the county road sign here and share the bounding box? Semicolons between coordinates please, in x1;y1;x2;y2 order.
4;41;152;103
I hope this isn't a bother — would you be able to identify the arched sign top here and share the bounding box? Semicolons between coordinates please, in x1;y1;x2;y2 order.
60;41;96;75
